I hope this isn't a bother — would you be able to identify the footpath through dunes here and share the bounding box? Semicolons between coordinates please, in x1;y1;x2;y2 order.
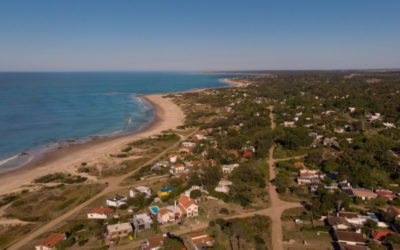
7;95;189;250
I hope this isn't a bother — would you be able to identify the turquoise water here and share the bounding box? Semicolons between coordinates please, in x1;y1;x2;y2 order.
150;206;159;214
0;72;237;170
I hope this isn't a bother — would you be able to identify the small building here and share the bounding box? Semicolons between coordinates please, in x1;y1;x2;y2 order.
157;206;181;224
387;206;400;219
326;216;352;230
333;230;365;246
297;177;320;185
179;147;191;153
376;189;397;200
35;233;66;250
186;231;215;250
141;235;164;250
215;180;232;193
222;164;239;174
338;211;358;219
106;194;127;207
182;141;196;148
283;121;295;127
371;231;395;241
348;188;377;200
242;151;252;158
133;213;153;232
170;164;186;175
168;154;180;163
299;169;319;178
130;186;152;198
177;195;198;217
338;243;367;250
87;207;113;219
294;162;308;170
106;222;133;240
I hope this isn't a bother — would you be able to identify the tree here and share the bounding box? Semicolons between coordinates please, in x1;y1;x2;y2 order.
190;189;202;199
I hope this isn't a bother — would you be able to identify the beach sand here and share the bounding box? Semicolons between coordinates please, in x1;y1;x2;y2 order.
219;77;248;87
0;94;184;196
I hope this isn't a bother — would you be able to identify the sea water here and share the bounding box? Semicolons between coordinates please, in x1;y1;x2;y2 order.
0;72;238;170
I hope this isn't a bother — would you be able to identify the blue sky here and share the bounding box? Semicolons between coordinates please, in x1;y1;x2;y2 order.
1;0;399;71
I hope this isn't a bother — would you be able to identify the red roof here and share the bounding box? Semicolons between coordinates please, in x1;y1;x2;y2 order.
376;189;397;199
227;150;239;158
243;151;252;158
371;231;395;241
37;233;65;247
88;207;113;215
294;162;308;170
178;195;197;210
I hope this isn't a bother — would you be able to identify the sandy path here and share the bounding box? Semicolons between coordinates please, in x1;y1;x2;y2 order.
0;94;184;196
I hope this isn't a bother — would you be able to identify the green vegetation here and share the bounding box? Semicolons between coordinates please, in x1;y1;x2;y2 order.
34;173;87;184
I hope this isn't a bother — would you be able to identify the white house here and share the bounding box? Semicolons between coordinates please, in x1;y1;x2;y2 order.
215;180;232;193
333;230;365;246
283;121;295;127
169;164;186;175
130;186;152;198
384;122;396;128
87;207;113;219
222;164;239;174
182;142;196;148
133;213;153;232
106;222;133;240
157;206;181;224
176;195;198;217
106;194;127;207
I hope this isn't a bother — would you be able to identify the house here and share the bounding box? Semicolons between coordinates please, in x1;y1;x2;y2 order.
294;162;308;170
182;141;196;148
106;222;133;240
170;164;186;175
323;137;340;149
227;150;239;158
168;154;180;163
157;187;174;197
157;206;182;224
387;206;400;219
106;194;127;207
185;161;200;168
186;231;215;250
338;211;358;219
242;151;252;158
297;177;320;185
338;243;368;250
283;121;295;127
326;216;352;230
177;195;198;217
215;180;232;193
133;213;153;232
87;207;113;219
368;113;382;121
151;161;169;171
371;231;395;241
348;107;356;113
141;235;164;250
376;189;397;200
299;169;319;178
222;164;239;174
130;186;152;198
35;233;66;250
348;188;377;200
384;122;396;128
179;147;191;153
333;230;365;246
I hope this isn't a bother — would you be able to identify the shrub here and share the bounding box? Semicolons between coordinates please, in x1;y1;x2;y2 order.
190;190;202;199
219;208;229;215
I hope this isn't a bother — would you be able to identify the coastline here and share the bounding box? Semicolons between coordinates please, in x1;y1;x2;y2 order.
0;77;245;196
0;93;184;196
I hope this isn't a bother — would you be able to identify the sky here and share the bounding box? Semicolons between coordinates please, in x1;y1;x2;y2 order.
0;0;400;71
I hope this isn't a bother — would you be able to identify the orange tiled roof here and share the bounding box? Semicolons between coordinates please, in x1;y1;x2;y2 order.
88;207;113;215
37;233;65;248
371;231;395;241
178;195;196;209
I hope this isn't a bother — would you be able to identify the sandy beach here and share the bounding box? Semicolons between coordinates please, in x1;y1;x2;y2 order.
0;94;184;196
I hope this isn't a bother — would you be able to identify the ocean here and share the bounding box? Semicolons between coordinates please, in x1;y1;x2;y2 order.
0;72;237;170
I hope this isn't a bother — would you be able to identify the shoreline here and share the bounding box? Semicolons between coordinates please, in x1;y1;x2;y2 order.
0;77;246;196
0;93;184;196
